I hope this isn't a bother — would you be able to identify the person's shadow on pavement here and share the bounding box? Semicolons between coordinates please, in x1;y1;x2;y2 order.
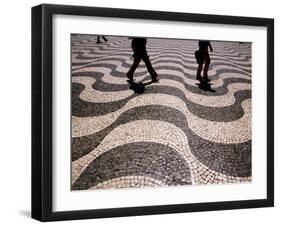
127;80;155;94
196;81;216;92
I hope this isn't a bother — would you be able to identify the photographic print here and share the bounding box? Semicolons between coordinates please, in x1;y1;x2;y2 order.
71;34;252;191
32;4;274;221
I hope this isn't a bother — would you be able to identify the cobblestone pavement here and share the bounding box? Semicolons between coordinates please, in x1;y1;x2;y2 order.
71;35;252;190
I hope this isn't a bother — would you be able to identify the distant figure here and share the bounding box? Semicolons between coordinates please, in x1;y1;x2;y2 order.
96;35;108;43
126;38;158;83
195;40;213;82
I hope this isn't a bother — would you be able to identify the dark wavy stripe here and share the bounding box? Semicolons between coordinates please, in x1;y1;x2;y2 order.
187;89;250;121
179;77;250;97
72;77;250;120
72;75;251;118
72;142;192;190
72;40;251;57
146;41;249;53
72;83;136;117
220;43;251;55
72;45;129;51
188;126;251;177
150;44;250;57
72;68;250;97
72;105;187;161
72;37;251;57
72;44;130;54
72;105;251;178
72;54;252;73
73;71;250;97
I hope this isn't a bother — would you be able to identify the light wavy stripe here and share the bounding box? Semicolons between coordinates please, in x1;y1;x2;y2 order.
146;44;251;58
218;45;251;54
72;55;205;71
72;94;251;144
90;175;168;189
73;75;250;106
147;41;249;52
154;80;250;107
73;38;251;60
72;58;251;77
211;60;251;71
73;41;250;57
72;120;251;185
73;43;129;51
72;60;217;79
72;47;252;64
72;38;127;49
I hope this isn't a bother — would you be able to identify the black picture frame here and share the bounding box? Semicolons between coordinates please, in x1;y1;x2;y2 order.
31;3;274;222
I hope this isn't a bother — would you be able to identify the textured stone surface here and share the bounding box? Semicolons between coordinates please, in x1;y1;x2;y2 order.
73;142;192;190
71;35;252;190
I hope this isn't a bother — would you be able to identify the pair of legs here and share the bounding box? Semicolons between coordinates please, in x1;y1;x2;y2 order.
96;36;107;43
127;53;158;82
196;49;210;82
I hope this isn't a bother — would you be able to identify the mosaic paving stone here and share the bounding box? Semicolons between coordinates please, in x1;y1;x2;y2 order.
71;35;252;190
73;142;192;190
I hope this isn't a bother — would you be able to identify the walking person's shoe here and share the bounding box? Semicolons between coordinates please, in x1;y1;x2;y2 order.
126;72;134;82
103;36;108;42
196;75;202;81
150;71;159;83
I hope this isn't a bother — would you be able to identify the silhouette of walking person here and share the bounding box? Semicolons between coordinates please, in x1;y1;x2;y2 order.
195;40;213;82
126;38;158;83
96;35;108;44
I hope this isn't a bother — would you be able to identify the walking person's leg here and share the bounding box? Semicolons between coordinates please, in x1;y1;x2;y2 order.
203;54;210;81
142;53;158;82
102;36;108;42
96;36;101;43
196;63;203;81
126;57;141;81
195;49;204;81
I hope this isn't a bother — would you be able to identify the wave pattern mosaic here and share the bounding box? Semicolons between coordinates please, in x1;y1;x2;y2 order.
71;35;252;190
